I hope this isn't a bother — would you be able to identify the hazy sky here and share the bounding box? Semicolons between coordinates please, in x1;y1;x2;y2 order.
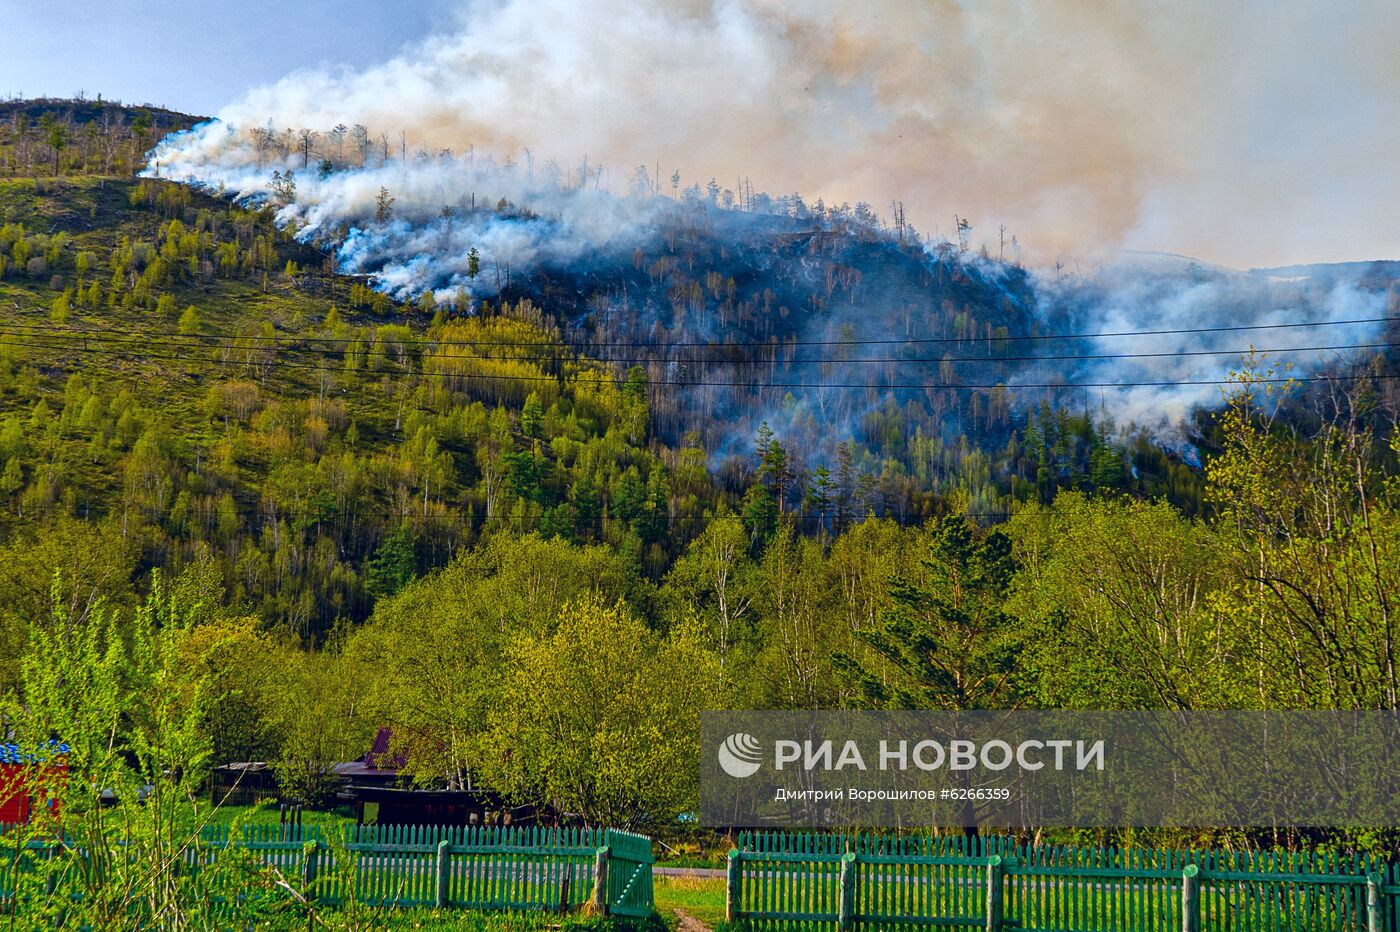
8;1;1400;269
0;0;452;115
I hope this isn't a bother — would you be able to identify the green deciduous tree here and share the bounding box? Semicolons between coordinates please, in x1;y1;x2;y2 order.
484;597;718;828
7;574;265;925
1006;493;1228;709
178;304;201;334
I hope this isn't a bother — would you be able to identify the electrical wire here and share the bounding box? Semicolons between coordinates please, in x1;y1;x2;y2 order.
1;324;1393;367
3;333;1394;391
0;313;1395;349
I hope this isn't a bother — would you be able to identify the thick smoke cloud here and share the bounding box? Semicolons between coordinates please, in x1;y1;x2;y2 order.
1028;258;1391;434
143;0;1398;460
147;0;1400;268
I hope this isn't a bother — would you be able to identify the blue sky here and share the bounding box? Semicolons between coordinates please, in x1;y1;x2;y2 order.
0;0;455;115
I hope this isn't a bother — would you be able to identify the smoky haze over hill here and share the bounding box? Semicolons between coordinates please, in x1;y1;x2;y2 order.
142;0;1400;268
142;0;1400;464
145;123;1399;470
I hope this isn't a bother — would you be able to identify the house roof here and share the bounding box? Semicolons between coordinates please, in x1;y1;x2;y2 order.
365;727;405;771
0;741;70;765
331;760;397;779
331;727;406;781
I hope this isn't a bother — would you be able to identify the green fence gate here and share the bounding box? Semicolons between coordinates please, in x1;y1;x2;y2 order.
2;823;654;918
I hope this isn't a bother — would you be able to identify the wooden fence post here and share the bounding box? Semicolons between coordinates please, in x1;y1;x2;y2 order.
1181;865;1200;932
436;839;451;909
838;851;858;931
1368;872;1385;932
592;846;610;916
726;848;742;923
559;862;573;913
985;855;1003;932
302;840;319;901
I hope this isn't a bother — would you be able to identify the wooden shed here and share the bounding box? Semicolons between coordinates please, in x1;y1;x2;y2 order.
0;742;69;824
209;761;280;807
333;728;544;827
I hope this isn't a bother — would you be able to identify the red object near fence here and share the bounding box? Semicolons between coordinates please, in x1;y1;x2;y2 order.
0;743;69;825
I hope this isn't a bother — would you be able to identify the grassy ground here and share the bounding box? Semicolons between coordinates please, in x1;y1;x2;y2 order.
652;875;726;929
655;855;727;869
203;802;359;831
256;910;667;931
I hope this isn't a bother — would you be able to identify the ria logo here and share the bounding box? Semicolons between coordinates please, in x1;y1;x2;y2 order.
718;733;764;778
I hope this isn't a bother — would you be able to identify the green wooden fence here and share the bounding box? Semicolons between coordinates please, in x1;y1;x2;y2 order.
729;832;1400;931
2;823;653;917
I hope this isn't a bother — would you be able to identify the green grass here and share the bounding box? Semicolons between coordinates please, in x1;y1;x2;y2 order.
256;909;668;931
655;855;727;869
202;802;358;831
653;875;726;929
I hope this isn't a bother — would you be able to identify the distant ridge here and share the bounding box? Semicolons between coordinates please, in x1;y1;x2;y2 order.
1250;260;1400;283
0;96;201;129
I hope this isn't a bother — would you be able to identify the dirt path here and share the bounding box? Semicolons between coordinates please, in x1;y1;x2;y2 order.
672;908;712;932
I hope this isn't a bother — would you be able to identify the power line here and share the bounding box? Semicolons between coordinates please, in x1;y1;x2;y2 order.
2;314;1396;350
1;324;1392;366
227;508;1052;525
4;334;1396;391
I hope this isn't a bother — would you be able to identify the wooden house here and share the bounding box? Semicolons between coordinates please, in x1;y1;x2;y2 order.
333;728;543;827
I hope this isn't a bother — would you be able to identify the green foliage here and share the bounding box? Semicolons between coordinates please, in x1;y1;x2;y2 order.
268;649;370;804
520;391;544;438
4;573;271;926
1006;493;1227;709
0;112;1396;871
345;531;648;787
365;523;417;600
485;596;719;828
834;515;1022;710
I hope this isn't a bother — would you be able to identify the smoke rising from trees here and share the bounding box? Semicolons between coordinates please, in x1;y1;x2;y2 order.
144;0;1399;455
147;0;1400;268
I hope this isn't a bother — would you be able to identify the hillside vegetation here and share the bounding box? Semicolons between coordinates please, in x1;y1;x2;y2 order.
0;155;1218;652
0;96;197;177
0;104;1398;906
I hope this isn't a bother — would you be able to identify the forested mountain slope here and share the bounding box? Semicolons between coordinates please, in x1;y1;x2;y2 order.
0;170;712;643
0;101;1397;847
0;120;1224;648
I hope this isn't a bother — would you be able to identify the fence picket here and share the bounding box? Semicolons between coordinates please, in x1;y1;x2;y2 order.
734;833;1385;932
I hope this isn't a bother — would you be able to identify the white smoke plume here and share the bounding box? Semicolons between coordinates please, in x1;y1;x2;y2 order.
146;0;1400;268
1027;258;1392;438
150;117;670;301
143;0;1400;449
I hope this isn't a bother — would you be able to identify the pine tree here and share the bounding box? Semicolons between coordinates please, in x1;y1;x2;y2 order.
833;516;1021;710
806;464;835;532
834;442;856;531
366;525;417;599
520;392;544;438
375;186;395;223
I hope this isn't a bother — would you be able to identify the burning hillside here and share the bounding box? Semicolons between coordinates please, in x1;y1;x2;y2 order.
147;119;1396;475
